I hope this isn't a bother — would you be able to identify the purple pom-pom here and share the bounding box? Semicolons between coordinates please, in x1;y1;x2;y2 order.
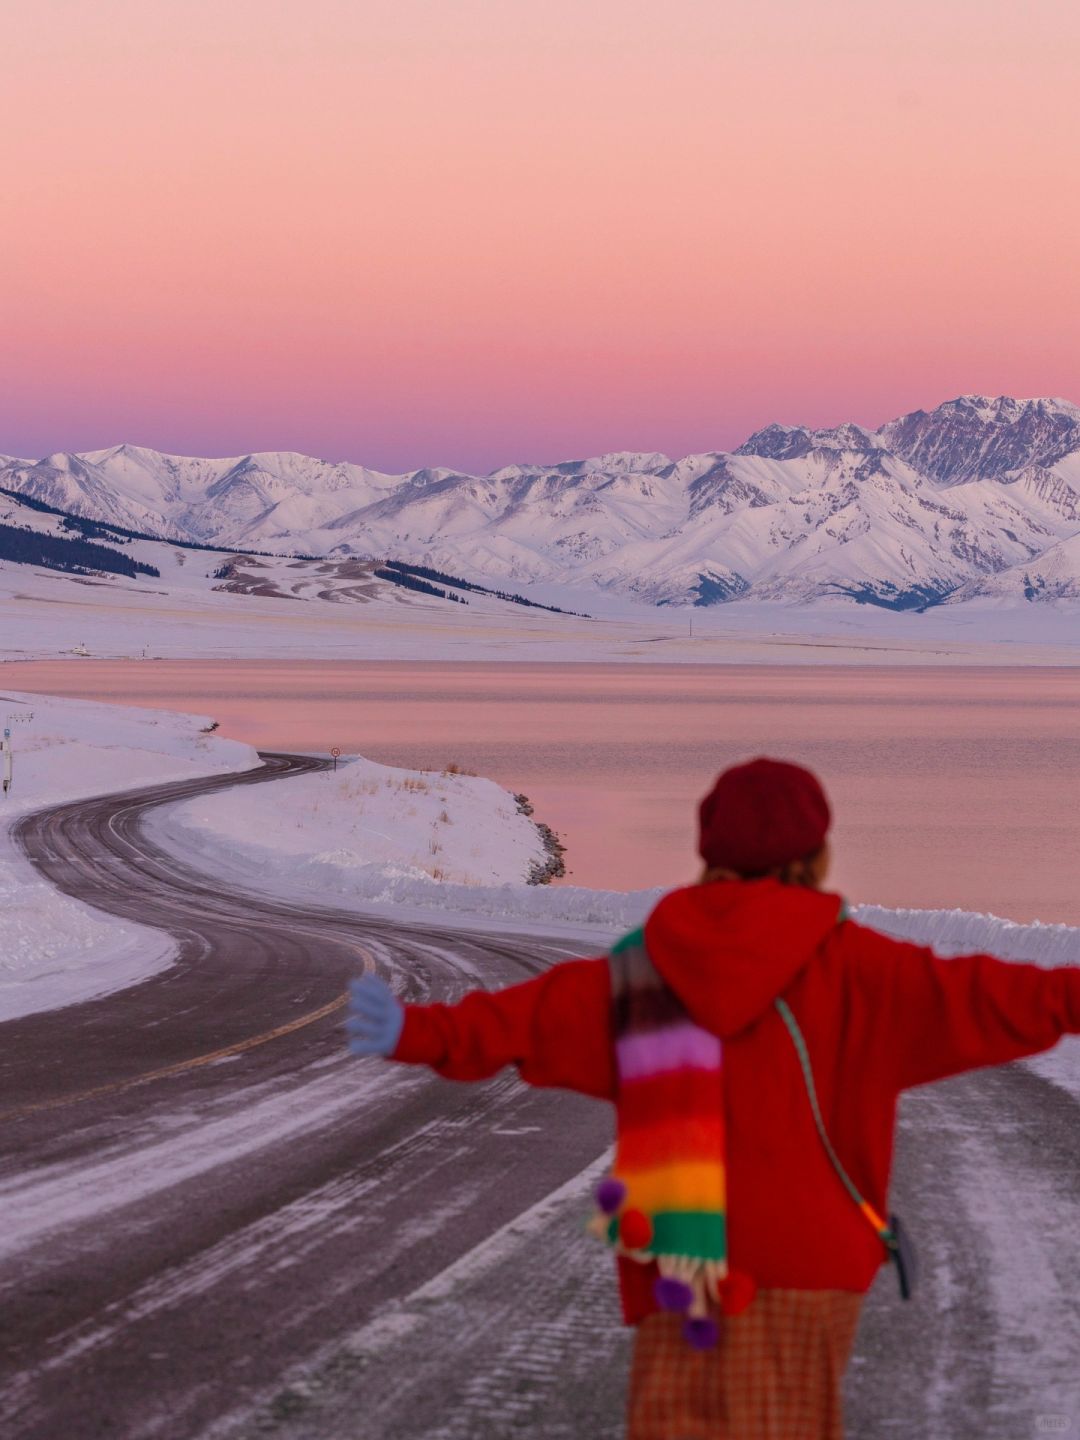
683;1315;720;1350
595;1177;627;1216
654;1276;694;1313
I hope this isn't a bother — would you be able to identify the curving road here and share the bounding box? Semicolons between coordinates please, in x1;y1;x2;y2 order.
2;757;1079;1439
0;756;615;1439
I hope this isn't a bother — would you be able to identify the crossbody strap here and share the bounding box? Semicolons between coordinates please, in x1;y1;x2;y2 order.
774;997;897;1253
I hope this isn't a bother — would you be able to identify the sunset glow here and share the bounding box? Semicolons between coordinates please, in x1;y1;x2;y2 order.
4;0;1079;470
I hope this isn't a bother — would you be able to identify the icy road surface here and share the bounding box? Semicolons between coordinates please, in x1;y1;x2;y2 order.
0;758;1078;1438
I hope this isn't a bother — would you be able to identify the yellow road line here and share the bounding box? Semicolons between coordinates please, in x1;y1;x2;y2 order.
1;992;349;1123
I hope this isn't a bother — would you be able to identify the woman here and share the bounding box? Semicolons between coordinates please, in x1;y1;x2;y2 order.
347;757;1080;1438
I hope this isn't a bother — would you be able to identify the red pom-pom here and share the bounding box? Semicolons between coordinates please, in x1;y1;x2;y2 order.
619;1208;653;1251
718;1270;757;1316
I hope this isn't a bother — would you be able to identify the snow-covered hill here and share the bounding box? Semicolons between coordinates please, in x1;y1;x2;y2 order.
7;395;1080;607
0;487;476;608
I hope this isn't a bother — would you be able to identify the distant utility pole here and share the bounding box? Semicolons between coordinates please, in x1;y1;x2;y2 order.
689;610;694;640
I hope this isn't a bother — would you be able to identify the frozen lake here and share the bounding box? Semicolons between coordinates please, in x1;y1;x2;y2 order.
6;659;1080;926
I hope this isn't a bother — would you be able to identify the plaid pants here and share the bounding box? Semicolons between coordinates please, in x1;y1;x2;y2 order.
626;1289;863;1440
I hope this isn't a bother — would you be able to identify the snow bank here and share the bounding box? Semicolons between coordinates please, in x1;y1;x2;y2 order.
144;752;659;937
853;903;1080;968
0;690;258;1021
152;756;554;891
151;802;663;937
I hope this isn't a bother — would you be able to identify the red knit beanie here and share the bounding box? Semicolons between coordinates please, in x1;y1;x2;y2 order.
698;757;831;876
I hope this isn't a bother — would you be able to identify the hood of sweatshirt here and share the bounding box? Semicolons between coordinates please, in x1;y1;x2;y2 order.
643;879;844;1039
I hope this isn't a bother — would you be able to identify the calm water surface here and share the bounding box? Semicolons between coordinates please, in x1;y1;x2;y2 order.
5;660;1080;926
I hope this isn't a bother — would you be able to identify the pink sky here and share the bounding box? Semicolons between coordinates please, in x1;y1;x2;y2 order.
3;0;1078;472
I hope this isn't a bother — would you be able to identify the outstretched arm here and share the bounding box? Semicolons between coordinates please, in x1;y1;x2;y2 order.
848;922;1080;1090
347;957;616;1100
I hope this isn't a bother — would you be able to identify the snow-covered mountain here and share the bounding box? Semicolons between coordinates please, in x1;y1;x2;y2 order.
7;395;1080;607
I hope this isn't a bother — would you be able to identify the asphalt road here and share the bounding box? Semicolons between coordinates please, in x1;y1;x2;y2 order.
2;756;1079;1439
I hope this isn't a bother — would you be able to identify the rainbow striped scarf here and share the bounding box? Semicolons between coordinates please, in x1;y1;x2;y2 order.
590;927;755;1346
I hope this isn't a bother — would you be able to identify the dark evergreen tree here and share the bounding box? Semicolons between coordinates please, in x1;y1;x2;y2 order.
0;523;161;579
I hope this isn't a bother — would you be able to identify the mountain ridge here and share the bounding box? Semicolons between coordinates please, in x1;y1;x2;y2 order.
6;395;1080;608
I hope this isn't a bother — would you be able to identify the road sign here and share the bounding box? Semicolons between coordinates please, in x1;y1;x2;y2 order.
330;747;341;757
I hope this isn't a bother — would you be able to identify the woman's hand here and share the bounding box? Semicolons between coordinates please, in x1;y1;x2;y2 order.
346;974;404;1057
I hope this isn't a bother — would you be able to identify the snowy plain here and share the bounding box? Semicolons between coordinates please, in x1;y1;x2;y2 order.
4;553;1080;669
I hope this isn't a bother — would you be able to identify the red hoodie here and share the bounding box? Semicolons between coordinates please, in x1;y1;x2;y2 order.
392;880;1080;1322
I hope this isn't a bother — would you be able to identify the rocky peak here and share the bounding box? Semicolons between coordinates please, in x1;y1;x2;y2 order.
878;395;1080;484
735;424;812;460
736;421;880;461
